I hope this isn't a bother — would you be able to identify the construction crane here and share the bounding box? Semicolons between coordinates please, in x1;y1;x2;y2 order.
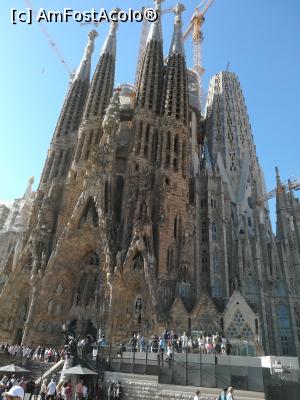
24;0;73;78
135;3;175;86
183;0;215;110
256;178;300;206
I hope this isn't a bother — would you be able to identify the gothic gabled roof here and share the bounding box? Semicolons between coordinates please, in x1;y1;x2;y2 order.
222;289;258;319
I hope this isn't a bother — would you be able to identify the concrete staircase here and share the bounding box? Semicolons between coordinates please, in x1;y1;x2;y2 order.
0;352;61;383
104;372;266;400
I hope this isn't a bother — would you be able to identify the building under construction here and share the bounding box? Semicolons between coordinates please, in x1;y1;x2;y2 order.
0;1;300;359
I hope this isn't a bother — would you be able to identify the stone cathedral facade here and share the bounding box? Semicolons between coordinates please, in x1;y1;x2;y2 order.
1;3;300;358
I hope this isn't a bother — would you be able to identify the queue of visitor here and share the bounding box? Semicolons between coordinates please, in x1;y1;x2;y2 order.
123;330;233;356
0;343;65;364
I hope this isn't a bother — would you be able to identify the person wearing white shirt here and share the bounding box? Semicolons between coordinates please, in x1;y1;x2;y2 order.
47;379;56;400
181;332;188;353
82;384;88;399
226;387;234;400
193;389;201;400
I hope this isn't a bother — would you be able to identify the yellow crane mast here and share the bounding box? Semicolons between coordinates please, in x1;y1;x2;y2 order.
183;0;215;110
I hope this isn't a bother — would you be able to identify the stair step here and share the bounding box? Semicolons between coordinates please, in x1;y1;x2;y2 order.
103;372;265;400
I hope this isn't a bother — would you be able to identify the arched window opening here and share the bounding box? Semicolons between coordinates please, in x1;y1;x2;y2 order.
144;124;150;157
212;222;217;241
255;318;259;335
241;324;254;338
294;308;300;341
227;324;238;338
220;317;224;334
136;121;143;154
276;283;286;297
233;309;245;324
151;129;159;164
179;264;188;282
212;250;220;273
174;215;182;242
202;250;208;273
277;305;293;355
246;278;258;294
159;135;164;166
104;181;109;214
202;222;207;243
182;141;186;175
200;198;207;208
139;201;147;222
173;135;179;171
212;279;221;298
165;131;171;168
167;247;173;272
21;299;29;322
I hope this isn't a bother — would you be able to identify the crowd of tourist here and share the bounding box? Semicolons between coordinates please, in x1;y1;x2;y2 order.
0;373;233;400
124;330;233;356
0;342;65;364
0;374;105;400
194;387;235;400
0;332;234;399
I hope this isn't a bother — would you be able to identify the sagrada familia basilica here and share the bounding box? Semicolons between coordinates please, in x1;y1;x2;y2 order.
1;1;300;359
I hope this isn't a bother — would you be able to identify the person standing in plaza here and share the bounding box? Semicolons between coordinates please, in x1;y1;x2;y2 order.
218;387;228;400
227;387;234;400
193;389;201;400
75;379;84;400
65;380;72;400
46;378;56;400
40;379;47;400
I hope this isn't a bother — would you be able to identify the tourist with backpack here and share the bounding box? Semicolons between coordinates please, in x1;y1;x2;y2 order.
217;387;228;400
226;387;234;400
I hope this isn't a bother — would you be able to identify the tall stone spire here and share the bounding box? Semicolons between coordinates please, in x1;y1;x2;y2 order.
147;0;163;43
168;3;185;57
72;19;119;170
74;29;98;81
162;3;188;124
40;30;98;185
82;18;119;121
136;0;164;113
24;177;34;200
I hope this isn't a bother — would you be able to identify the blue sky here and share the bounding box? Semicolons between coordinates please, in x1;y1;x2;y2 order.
0;0;300;224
